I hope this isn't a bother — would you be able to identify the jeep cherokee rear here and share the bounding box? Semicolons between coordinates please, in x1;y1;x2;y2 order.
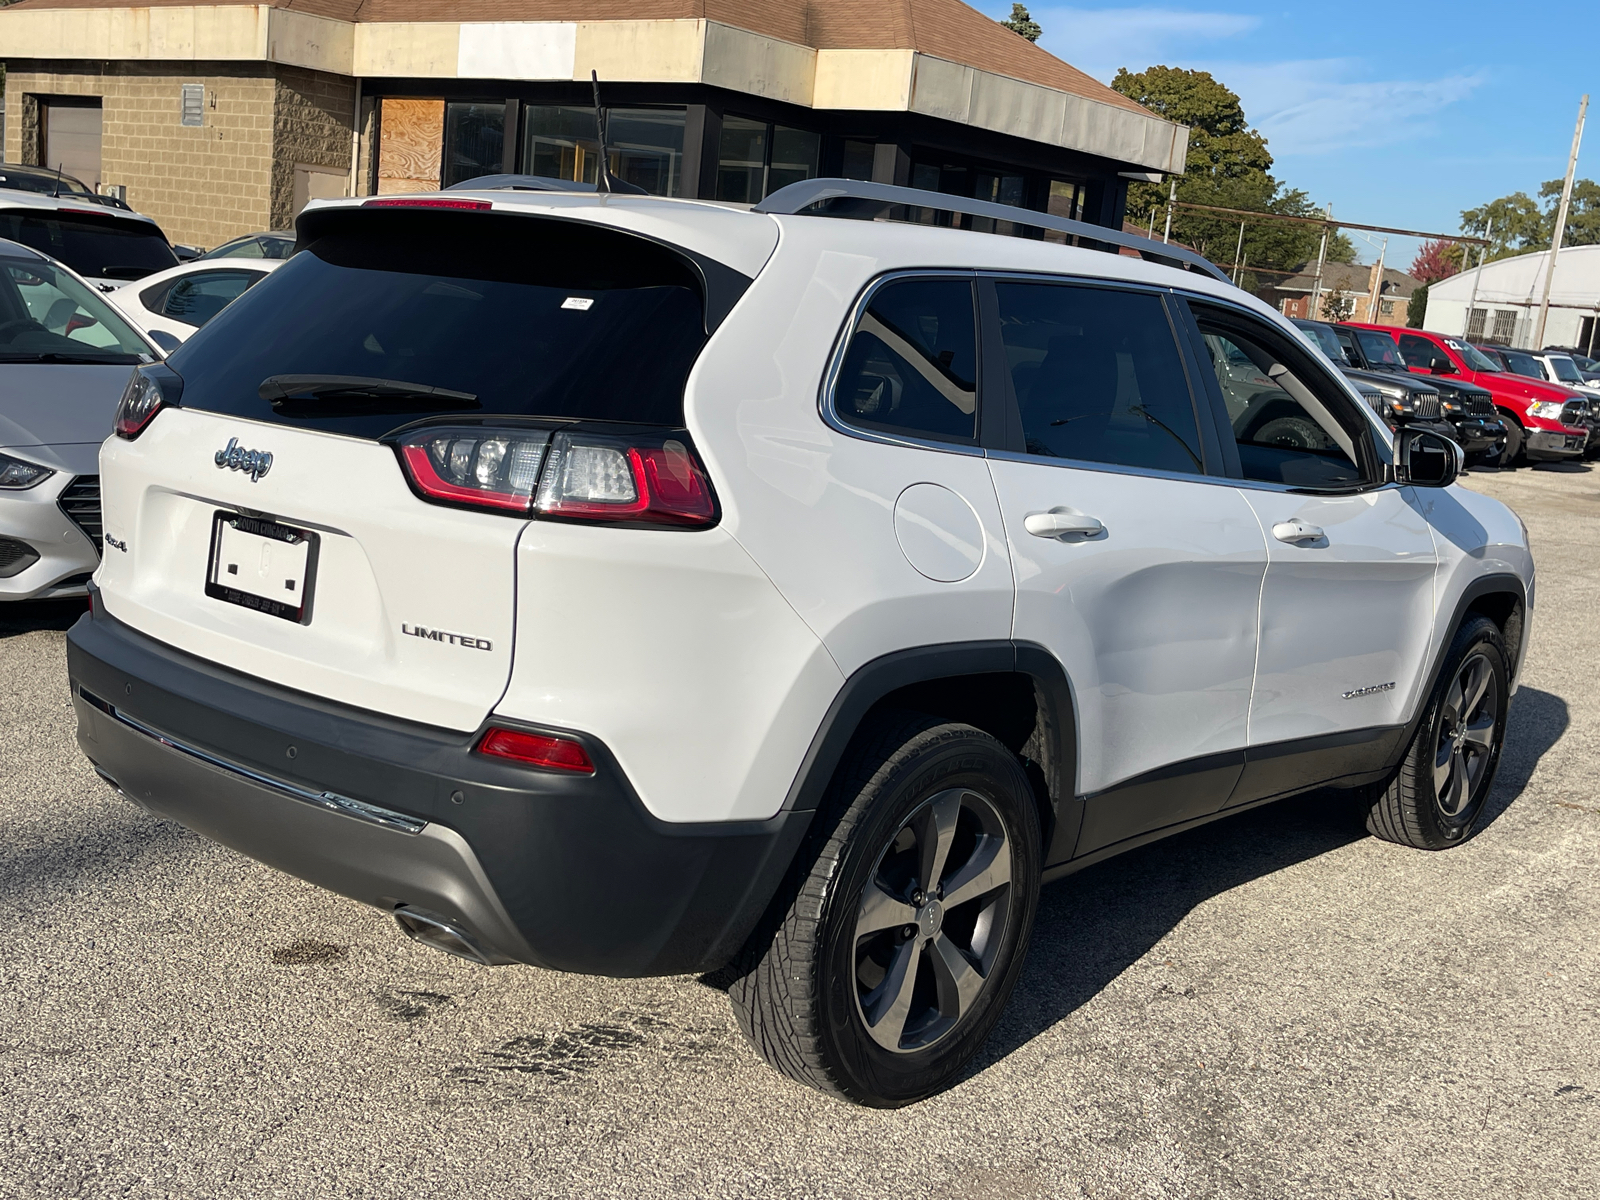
69;185;1533;1108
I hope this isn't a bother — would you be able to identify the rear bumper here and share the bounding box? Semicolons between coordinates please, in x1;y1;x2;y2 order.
67;601;810;976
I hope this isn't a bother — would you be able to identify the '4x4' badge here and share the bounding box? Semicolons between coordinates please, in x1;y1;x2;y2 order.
215;437;273;482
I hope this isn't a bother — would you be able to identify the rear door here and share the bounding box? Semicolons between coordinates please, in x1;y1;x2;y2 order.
981;277;1267;859
1183;300;1437;802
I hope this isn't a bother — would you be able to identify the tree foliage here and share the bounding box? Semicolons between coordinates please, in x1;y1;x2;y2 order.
1461;179;1600;259
1001;4;1041;41
1407;284;1429;329
1110;66;1347;286
1410;239;1465;284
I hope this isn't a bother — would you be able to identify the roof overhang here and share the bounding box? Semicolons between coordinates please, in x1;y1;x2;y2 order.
0;5;1189;173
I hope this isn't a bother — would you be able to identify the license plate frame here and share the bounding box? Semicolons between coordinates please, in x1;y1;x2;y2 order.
205;510;320;624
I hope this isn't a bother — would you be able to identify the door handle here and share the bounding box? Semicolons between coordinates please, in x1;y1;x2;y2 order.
1271;518;1325;544
1025;511;1104;538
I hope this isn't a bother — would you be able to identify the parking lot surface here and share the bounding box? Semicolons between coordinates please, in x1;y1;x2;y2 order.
2;464;1597;1200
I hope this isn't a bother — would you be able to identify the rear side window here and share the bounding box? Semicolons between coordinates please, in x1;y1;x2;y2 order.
0;213;177;280
833;277;978;442
147;269;264;327
168;211;715;440
997;282;1204;474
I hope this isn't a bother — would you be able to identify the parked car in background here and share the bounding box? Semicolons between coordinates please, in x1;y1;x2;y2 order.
0;238;162;599
110;258;283;349
1470;342;1594;459
1542;347;1600;383
1313;320;1506;463
0;191;178;292
198;232;295;261
0;163;133;211
1527;350;1600;399
1349;324;1586;464
1291;317;1462;451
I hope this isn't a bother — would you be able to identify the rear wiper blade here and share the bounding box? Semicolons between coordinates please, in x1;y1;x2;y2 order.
259;374;479;416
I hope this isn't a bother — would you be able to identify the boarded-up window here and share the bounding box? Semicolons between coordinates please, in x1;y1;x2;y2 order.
377;98;444;194
181;84;204;128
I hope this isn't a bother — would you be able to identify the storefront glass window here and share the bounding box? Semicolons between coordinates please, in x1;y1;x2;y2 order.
768;126;820;193
442;102;505;189
716;117;768;203
522;105;686;196
842;140;876;182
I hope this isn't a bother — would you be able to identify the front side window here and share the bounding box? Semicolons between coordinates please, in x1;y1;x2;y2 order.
1197;317;1365;489
998;283;1203;474
0;258;152;361
1398;333;1457;372
833;278;977;442
158;269;265;327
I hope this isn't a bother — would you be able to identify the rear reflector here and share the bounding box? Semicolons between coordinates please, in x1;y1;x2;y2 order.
362;197;492;211
476;728;595;774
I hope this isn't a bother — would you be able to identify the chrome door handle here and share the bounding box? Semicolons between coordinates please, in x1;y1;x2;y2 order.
1271;519;1325;543
1024;511;1104;538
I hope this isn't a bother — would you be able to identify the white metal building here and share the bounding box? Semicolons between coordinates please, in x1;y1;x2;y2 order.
1424;244;1600;353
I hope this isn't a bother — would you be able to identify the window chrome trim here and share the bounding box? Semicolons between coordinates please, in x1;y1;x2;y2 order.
818;269;986;459
983;446;1231;488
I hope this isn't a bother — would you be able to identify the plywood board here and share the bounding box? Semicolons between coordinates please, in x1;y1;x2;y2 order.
377;98;442;193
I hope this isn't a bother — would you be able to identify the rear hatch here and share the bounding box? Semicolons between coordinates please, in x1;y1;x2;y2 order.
0;200;177;286
97;200;766;731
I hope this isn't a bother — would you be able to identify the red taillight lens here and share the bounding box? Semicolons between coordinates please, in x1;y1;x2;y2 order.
476;728;595;774
115;366;179;439
535;432;715;526
362;197;492;211
395;427;549;513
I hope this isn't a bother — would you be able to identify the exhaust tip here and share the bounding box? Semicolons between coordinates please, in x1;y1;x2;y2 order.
393;907;491;966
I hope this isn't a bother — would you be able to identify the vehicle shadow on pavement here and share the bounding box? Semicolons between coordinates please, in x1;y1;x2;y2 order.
0;805;195;904
0;599;89;639
978;686;1568;1071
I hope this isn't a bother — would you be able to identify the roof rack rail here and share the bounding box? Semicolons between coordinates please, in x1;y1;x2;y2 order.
444;173;597;194
753;178;1231;285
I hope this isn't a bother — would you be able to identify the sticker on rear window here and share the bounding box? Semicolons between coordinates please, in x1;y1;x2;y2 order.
562;296;595;311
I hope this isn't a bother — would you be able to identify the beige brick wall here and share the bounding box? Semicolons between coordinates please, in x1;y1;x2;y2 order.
2;60;356;250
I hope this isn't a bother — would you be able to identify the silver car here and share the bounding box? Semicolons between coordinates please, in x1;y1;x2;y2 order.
0;238;161;600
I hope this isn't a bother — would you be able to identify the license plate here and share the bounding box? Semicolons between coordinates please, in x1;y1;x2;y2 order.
206;511;319;624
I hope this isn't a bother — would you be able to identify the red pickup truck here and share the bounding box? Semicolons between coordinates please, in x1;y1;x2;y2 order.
1343;323;1587;464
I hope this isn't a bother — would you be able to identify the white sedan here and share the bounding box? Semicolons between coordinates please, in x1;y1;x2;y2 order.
109;258;282;349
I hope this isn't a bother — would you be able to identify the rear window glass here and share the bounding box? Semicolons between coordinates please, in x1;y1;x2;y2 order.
0;213;177;280
168;211;712;440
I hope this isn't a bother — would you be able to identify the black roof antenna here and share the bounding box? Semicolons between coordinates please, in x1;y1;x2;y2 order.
590;71;647;196
53;163;65;198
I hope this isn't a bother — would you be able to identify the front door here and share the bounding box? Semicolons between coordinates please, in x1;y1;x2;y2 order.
1185;303;1437;805
983;278;1268;859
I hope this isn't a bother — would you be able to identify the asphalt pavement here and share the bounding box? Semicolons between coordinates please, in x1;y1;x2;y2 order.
2;463;1597;1199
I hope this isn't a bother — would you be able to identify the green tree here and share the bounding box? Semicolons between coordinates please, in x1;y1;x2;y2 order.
1461;179;1600;259
1001;4;1042;41
1112;66;1335;284
1407;284;1429;328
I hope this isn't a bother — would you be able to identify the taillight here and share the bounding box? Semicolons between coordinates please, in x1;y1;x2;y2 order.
476;727;595;774
115;364;182;439
362;197;492;211
392;426;716;527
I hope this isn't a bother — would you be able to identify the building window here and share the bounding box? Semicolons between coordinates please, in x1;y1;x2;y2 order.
443;102;505;189
180;84;204;128
841;140;875;181
1043;179;1085;244
1490;309;1517;343
715;117;819;203
1379;299;1394;316
909;162;1030;235
1466;307;1487;340
523;105;686;196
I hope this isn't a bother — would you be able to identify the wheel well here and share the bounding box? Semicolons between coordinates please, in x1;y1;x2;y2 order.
866;672;1057;841
1466;590;1525;678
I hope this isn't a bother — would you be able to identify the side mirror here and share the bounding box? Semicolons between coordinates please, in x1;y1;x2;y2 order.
1397;428;1463;488
1429;356;1456;375
146;329;183;355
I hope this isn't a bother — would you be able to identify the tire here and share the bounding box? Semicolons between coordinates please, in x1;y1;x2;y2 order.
1253;415;1332;452
728;711;1042;1107
1501;416;1526;466
1364;616;1509;849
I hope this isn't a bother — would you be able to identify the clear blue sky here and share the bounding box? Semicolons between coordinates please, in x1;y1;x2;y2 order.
979;2;1594;270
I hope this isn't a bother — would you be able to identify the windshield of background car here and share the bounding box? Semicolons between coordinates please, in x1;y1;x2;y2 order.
1547;355;1584;383
1354;329;1406;368
1444;339;1502;372
0;213;177;281
0;257;154;362
168;211;713;439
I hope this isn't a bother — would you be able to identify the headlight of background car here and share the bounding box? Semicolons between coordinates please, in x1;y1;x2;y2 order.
1527;401;1567;420
0;451;55;490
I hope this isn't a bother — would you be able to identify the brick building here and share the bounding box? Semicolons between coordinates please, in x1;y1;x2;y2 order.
0;0;1187;251
1272;260;1421;328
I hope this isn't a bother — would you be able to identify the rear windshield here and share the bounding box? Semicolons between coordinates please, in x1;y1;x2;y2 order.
0;213;177;280
169;210;712;440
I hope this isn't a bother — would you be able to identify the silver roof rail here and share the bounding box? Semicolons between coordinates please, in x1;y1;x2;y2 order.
754;178;1231;285
444;173;597;194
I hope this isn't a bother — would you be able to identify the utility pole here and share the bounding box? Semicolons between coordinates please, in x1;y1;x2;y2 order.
1366;237;1388;324
1309;206;1331;319
1163;177;1177;244
1534;94;1588;349
1463;217;1492;338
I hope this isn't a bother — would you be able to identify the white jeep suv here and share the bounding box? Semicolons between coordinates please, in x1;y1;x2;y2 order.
68;180;1532;1108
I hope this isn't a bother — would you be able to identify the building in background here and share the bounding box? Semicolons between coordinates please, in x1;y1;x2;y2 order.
1271;261;1419;328
1423;244;1600;352
0;0;1187;251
